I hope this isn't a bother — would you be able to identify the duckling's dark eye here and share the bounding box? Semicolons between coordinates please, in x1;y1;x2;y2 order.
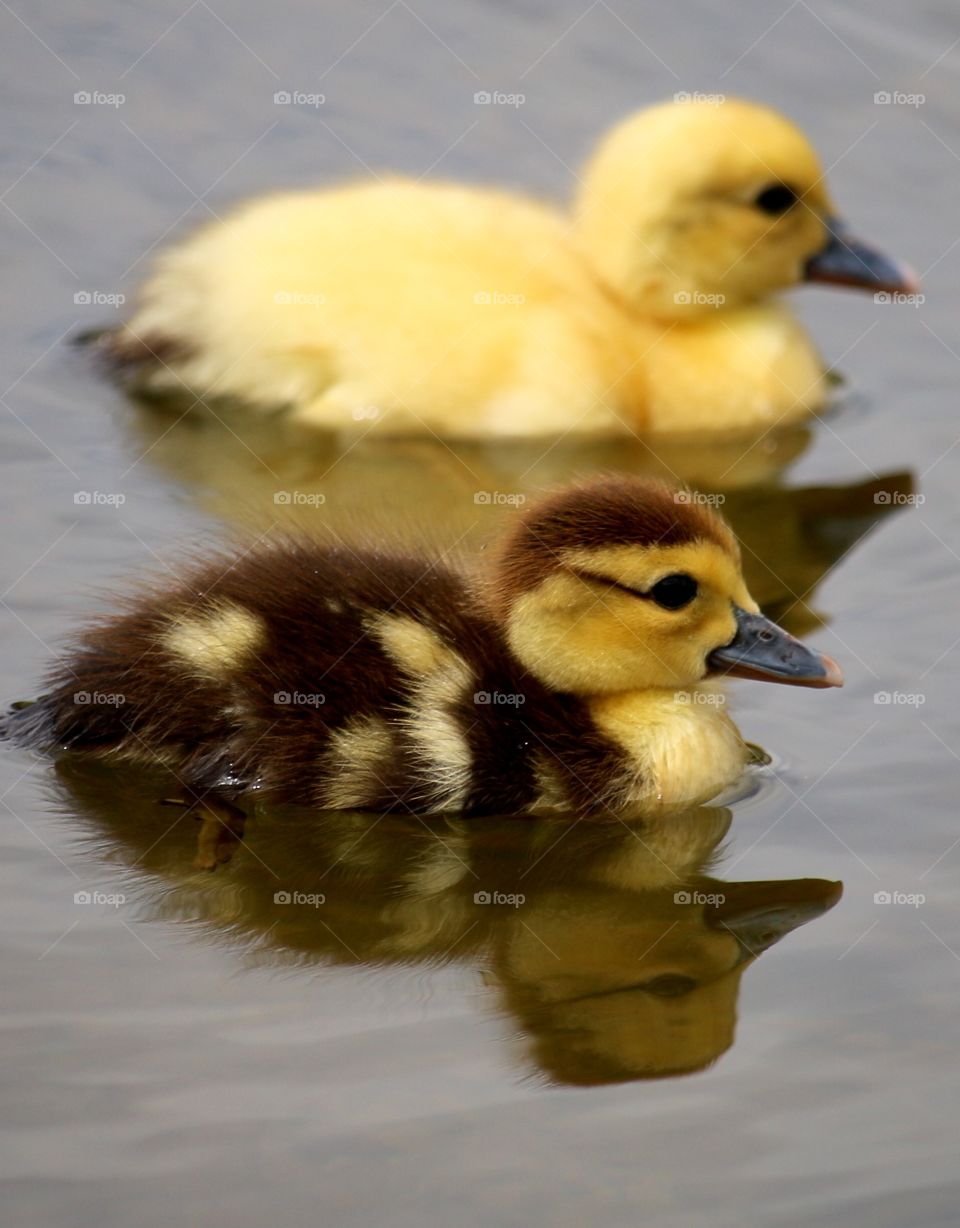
753;183;798;215
649;573;698;610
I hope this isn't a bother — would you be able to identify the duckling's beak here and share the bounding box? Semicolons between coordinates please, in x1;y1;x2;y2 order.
707;607;843;688
804;216;918;295
705;879;844;961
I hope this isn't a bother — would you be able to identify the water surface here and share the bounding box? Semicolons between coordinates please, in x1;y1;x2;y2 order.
2;2;959;1225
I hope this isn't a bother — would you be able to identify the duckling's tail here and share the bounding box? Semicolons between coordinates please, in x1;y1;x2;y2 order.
73;325;193;389
0;697;57;750
1;691;139;756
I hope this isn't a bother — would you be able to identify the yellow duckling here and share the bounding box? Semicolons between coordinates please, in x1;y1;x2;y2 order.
5;477;841;813
94;97;913;437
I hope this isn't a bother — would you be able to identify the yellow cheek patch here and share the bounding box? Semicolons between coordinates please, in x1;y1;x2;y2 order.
507;538;758;695
163;603;266;679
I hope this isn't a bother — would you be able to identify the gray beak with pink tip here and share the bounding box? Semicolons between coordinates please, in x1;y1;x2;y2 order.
804;215;918;295
707;607;843;689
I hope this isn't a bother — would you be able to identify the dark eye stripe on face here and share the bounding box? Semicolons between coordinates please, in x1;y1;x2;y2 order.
567;568;699;609
568;568;648;599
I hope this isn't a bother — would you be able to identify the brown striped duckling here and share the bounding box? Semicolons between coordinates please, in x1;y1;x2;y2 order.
92;98;914;437
5;477;842;814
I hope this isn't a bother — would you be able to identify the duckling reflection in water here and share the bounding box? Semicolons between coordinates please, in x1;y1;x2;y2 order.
120;399;916;639
51;758;842;1087
90;98;914;437
4;478;841;816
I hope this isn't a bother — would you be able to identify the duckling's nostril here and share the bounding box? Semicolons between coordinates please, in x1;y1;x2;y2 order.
707;607;842;688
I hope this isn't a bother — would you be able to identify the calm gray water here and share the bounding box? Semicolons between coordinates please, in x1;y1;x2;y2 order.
2;2;960;1225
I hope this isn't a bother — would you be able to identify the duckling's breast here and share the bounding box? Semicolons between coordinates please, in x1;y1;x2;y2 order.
589;688;749;806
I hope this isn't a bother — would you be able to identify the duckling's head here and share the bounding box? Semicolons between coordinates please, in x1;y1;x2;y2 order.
575;97;915;318
491;476;842;695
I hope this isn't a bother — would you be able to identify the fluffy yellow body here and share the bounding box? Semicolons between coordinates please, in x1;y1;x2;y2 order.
123;100;841;435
